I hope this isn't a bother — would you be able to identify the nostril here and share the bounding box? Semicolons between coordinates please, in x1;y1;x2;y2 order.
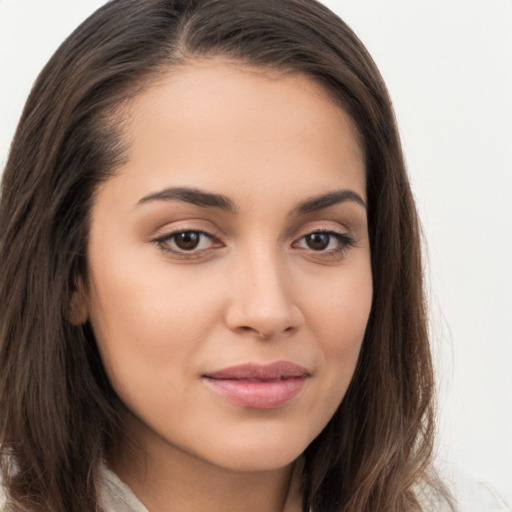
236;325;296;339
227;302;304;340
237;326;272;339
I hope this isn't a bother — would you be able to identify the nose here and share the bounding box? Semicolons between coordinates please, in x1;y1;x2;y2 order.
225;250;304;340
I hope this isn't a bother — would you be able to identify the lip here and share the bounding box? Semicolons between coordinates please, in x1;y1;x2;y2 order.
202;361;310;409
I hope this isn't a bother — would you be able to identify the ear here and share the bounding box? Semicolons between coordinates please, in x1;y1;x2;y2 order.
69;279;89;325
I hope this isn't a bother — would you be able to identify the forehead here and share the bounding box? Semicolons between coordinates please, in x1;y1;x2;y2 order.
103;58;365;208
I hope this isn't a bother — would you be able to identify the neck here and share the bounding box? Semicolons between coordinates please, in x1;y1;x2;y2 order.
109;420;302;512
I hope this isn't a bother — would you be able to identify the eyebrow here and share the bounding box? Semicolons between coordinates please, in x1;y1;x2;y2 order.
137;187;237;212
137;186;365;215
293;189;366;215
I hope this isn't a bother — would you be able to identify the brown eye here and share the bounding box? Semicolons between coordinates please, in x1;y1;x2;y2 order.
294;230;354;257
305;232;331;251
155;229;221;257
174;231;201;250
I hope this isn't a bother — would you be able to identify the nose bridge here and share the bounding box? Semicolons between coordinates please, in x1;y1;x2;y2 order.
226;242;302;338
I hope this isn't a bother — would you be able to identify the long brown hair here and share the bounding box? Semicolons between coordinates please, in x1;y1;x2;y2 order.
0;1;451;510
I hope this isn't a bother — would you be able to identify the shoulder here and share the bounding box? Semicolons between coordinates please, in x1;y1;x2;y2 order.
0;463;146;512
429;461;511;512
0;481;6;511
99;463;149;512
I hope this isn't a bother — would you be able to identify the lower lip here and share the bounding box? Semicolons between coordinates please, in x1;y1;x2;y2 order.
203;377;307;409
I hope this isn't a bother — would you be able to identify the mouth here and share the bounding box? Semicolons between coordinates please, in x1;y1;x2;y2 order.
202;361;310;409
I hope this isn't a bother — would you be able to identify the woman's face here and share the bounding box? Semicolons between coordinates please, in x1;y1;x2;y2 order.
79;59;372;472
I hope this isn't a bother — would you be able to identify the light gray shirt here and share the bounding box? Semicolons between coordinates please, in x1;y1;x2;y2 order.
1;462;509;511
98;463;511;512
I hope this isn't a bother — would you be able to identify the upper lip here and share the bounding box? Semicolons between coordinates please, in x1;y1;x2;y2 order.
203;361;310;380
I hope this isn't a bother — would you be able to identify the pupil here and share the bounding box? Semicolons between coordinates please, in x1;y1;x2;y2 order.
306;233;330;250
176;231;200;250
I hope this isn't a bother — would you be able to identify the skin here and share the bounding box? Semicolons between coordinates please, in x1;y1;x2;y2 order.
75;59;373;512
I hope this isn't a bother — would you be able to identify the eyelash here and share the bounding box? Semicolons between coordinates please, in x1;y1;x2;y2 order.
293;230;355;259
154;229;220;259
153;228;355;260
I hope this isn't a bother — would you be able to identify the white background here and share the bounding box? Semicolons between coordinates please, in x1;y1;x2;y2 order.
1;0;511;503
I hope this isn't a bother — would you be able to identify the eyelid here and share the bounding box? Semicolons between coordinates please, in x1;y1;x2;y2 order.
149;218;224;240
292;220;352;240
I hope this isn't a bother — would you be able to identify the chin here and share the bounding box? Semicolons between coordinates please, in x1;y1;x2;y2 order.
191;426;315;473
208;447;303;473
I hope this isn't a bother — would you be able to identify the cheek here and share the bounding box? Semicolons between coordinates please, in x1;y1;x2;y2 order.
85;257;223;397
302;263;372;414
306;258;373;347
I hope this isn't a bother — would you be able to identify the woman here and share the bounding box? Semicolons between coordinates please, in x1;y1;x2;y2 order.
0;1;508;511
